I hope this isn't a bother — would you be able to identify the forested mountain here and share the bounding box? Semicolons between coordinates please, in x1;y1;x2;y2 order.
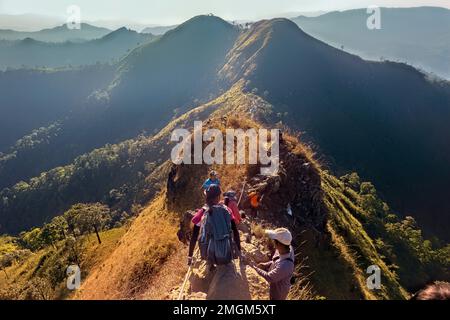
219;18;450;240
0;23;111;42
0;65;115;152
292;7;450;79
1;15;449;241
0;16;238;191
0;28;155;69
0;14;449;301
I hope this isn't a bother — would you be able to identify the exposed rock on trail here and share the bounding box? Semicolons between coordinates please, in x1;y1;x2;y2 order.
243;137;326;233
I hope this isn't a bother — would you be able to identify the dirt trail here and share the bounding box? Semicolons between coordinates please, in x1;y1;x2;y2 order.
169;220;271;300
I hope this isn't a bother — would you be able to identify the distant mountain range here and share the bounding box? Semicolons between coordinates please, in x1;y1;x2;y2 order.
141;25;178;35
0;23;111;42
0;13;450;243
0;28;155;69
0;14;64;31
292;6;450;79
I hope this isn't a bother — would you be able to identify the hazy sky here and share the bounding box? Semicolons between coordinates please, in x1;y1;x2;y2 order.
1;0;450;25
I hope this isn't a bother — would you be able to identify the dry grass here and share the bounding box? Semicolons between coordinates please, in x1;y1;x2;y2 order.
74;195;179;299
251;223;266;239
0;228;126;300
81;228;127;273
139;244;187;300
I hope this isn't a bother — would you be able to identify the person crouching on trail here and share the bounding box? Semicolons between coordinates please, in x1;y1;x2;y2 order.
201;170;220;193
248;228;295;300
188;185;241;267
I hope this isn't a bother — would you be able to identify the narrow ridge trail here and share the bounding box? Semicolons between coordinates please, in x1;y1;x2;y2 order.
169;220;276;300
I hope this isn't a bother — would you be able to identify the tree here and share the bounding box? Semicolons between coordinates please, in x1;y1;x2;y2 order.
50;215;69;240
340;172;361;191
39;215;69;249
64;203;111;244
64;236;85;266
0;254;13;279
20;228;44;251
40;218;66;248
358;181;388;218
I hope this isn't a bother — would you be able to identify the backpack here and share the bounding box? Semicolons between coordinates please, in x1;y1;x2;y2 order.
198;205;233;265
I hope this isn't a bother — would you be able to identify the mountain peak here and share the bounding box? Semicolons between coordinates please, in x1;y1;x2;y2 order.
100;26;135;39
263;17;300;28
169;14;234;36
51;22;108;31
250;17;307;38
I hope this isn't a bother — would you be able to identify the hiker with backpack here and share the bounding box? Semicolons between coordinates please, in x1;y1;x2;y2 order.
247;228;295;300
188;185;241;267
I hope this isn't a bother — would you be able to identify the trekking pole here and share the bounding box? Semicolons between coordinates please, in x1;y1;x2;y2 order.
177;248;198;300
237;180;246;207
177;265;192;300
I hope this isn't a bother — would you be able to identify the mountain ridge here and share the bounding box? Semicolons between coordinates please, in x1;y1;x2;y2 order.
291;6;450;79
0;28;155;70
0;23;111;42
1;16;450;241
2;16;448;260
0;14;449;297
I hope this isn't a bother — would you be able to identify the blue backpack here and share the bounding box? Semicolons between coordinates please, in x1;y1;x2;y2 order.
198;204;233;265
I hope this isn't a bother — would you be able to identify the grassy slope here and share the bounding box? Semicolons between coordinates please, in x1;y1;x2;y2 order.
0;228;125;299
75;194;179;299
1;86;410;300
318;172;407;299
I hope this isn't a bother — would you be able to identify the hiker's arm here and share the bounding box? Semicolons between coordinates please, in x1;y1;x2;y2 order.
254;262;291;283
258;261;272;270
231;221;241;251
188;225;200;257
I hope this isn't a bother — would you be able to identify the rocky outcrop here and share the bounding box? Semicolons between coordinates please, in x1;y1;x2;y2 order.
243;139;326;232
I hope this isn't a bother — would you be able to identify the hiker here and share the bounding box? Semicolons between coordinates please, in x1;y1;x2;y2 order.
248;191;261;218
248;228;295;300
188;185;241;266
223;190;242;224
201;170;220;192
223;190;243;255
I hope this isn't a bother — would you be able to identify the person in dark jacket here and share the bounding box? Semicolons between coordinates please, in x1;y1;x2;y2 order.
248;228;295;300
